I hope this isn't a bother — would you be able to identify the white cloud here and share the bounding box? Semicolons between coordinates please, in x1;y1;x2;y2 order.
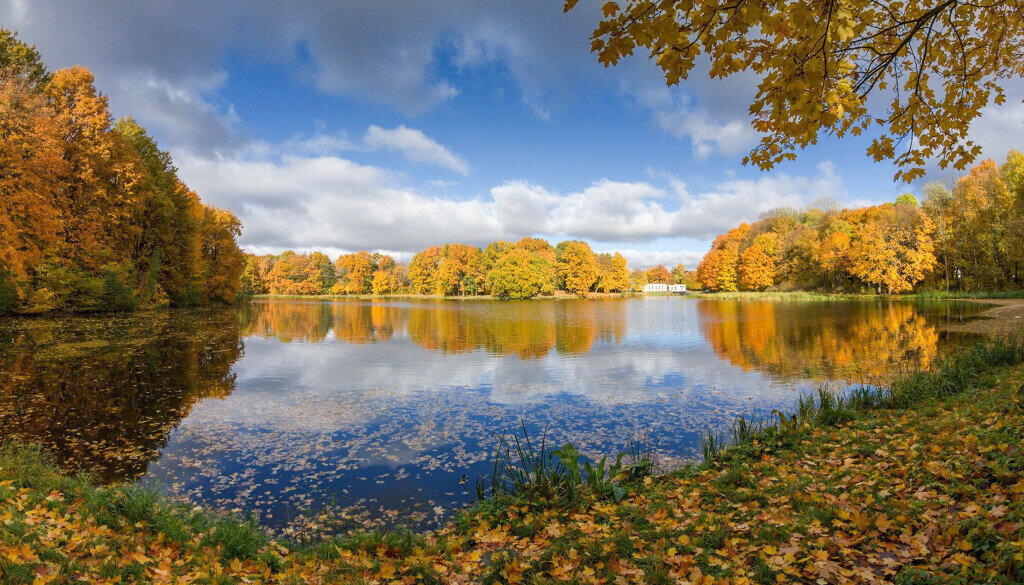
176;136;845;257
965;84;1024;164
654;107;758;161
364;125;470;175
611;249;706;271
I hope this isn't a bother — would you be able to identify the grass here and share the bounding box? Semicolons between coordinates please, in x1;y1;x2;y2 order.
905;289;1024;300
3;337;1024;583
475;423;657;506
698;336;1024;464
688;290;872;301
690;289;1024;301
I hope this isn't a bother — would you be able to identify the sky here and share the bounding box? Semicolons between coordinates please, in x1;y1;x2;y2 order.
4;0;1023;268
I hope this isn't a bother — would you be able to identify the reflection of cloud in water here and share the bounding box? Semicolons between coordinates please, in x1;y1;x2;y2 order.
145;297;982;535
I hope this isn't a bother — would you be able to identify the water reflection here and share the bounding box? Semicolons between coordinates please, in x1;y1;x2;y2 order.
698;300;972;383
239;300;628;358
0;298;984;534
0;310;241;481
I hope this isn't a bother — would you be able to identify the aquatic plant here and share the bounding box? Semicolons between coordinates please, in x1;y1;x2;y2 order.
476;423;657;506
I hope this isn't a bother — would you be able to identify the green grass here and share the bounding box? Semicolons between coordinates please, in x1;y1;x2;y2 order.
689;290;873;301
697;336;1024;467
905;289;1024;300
690;289;1024;301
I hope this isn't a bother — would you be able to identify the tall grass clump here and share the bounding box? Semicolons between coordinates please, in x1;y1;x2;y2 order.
700;337;1024;465
476;422;657;506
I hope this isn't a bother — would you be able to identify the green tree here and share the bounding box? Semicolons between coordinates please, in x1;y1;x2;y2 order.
671;263;687;284
487;248;549;299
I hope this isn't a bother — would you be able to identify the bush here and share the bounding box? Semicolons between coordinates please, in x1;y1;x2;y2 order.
0;270;19;313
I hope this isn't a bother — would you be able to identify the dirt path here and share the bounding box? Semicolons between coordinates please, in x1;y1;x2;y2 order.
945;298;1024;336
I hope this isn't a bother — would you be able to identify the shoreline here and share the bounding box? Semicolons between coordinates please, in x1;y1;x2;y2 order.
2;339;1022;582
942;298;1024;336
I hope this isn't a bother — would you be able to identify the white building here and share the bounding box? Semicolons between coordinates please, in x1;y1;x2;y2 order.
643;283;668;293
668;284;687;293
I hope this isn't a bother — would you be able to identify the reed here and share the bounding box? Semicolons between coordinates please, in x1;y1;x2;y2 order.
476;423;657;506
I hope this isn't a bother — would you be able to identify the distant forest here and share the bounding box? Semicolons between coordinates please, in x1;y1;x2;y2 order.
696;153;1024;294
240;239;689;300
1;30;244;314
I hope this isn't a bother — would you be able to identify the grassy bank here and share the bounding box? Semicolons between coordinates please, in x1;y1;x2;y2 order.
687;291;871;301
905;290;1024;300
251;290;1024;303
3;340;1024;583
692;290;1024;301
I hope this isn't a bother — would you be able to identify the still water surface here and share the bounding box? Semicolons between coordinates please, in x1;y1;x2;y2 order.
0;297;985;536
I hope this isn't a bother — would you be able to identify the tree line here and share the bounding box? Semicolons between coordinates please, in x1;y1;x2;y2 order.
0;29;244;314
240;238;691;300
695;152;1024;294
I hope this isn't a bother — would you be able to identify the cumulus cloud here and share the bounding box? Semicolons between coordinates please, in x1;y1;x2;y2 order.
175;135;845;257
965;83;1024;164
177;149;497;252
611;249;707;271
490;162;844;243
364;125;470;175
0;0;608;149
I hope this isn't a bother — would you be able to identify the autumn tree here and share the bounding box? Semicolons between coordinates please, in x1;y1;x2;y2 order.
487;248;550;299
671;263;687;284
366;255;407;295
646;264;672;284
696;249;723;291
573;1;1024;181
0;29;244;313
0;61;63;306
628;268;648;292
238;255;271;297
335;251;375;294
847;204;936;294
198;206;245;303
408;245;441;294
266;252;320;295
515;237;558;295
558;241;598;297
738;244;775;291
921;182;955;290
813;229;852;291
948;159;1017;289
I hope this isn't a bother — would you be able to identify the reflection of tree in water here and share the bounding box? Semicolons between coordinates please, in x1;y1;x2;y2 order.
238;300;333;343
239;299;628;359
697;300;951;383
0;310;242;482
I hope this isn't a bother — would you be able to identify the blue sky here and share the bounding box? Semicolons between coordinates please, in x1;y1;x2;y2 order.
4;0;1021;267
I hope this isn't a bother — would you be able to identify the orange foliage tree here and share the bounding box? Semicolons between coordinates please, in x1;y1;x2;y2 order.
0;30;244;313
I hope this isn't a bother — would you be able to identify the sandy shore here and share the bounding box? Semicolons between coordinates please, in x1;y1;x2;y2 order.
945;298;1024;336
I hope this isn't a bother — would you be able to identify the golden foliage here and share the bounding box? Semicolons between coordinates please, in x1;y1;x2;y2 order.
0;30;243;312
572;0;1024;181
558;241;598;297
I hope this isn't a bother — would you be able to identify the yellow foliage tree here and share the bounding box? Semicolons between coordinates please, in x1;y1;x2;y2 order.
571;0;1024;181
847;204;936;294
558;241;598;297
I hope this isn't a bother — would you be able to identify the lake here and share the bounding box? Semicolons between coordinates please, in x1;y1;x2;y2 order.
0;297;986;537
